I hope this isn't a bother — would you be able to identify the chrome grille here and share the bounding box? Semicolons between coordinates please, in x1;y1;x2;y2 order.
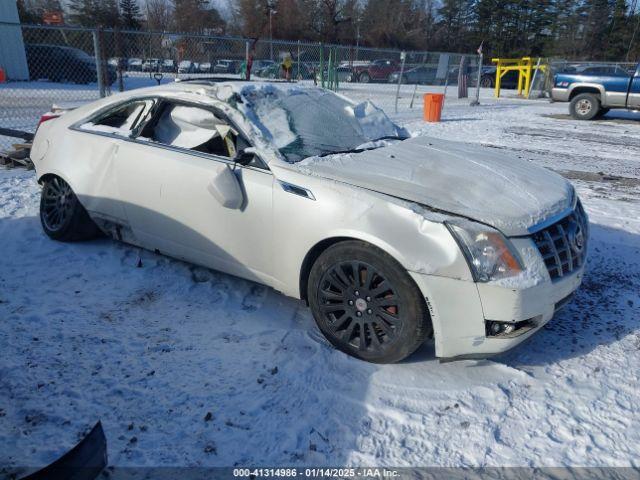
531;202;589;281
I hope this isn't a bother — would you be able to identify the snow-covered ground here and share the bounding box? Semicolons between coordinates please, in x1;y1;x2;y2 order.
1;84;640;473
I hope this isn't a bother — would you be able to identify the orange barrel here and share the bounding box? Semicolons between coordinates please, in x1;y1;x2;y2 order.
423;93;444;122
0;68;6;83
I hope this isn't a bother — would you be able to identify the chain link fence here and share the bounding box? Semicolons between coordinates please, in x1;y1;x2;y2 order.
0;22;481;149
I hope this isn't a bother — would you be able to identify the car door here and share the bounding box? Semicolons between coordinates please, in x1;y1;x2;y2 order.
626;64;640;109
597;68;632;107
71;98;156;224
113;100;275;284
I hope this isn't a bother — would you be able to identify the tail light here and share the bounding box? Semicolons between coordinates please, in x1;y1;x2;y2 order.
37;113;60;129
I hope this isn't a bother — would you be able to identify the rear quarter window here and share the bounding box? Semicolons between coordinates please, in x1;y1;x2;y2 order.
78;99;155;137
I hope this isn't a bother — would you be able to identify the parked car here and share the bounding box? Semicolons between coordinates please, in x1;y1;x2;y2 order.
352;59;399;83
142;58;160;72
127;58;143;72
160;59;176;73
108;57;128;72
552;62;640;119
199;62;212;73
316;66;353;83
252;60;275;71
178;60;196;74
477;66;519;88
213;59;239;74
259;62;313;80
25;44;116;85
31;80;588;363
388;65;438;85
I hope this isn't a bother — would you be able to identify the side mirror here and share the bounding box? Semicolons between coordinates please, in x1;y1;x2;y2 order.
207;164;244;209
234;147;257;166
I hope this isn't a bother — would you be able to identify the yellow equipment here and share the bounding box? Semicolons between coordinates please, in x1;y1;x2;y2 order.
491;57;546;98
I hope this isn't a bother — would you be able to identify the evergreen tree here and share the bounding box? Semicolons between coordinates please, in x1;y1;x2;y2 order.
437;0;474;52
120;0;142;30
583;0;615;58
606;0;629;59
68;0;120;27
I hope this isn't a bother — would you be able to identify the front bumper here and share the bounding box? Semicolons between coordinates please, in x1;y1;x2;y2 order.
551;87;570;102
410;266;584;360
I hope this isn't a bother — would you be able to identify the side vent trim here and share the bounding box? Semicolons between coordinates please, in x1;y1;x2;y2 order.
279;181;316;201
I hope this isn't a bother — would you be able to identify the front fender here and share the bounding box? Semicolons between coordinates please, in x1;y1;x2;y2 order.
270;167;472;299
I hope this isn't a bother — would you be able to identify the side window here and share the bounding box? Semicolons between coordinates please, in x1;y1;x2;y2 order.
139;103;246;159
80;100;154;137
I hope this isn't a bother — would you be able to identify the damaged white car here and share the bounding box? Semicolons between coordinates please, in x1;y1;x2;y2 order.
30;81;589;363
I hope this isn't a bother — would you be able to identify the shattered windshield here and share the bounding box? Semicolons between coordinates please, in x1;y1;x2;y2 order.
240;85;408;163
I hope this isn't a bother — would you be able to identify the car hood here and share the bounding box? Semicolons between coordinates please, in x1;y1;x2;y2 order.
293;136;574;236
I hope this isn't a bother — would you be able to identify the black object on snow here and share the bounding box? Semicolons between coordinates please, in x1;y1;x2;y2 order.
21;421;107;480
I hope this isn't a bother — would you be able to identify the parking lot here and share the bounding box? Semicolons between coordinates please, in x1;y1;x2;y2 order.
1;80;639;472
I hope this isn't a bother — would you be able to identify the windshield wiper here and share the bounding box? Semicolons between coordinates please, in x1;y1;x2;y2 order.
317;136;407;158
318;147;366;157
371;135;409;142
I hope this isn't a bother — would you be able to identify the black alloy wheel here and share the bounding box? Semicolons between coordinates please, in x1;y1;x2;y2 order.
308;241;431;363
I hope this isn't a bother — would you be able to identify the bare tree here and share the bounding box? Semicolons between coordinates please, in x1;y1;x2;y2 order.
145;0;174;31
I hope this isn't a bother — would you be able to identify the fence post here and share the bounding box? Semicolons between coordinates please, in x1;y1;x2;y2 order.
335;47;340;91
395;51;406;114
297;40;301;80
115;27;124;93
92;28;106;98
320;46;324;88
471;51;483;106
245;40;249;80
528;57;542;98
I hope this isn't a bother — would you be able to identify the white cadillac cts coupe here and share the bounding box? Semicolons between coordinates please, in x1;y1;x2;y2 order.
30;80;588;363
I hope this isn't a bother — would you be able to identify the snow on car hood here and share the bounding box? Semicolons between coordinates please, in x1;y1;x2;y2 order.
295;136;574;236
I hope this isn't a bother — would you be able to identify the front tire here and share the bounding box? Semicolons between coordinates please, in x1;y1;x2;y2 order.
480;76;494;88
308;241;432;363
570;93;600;120
40;176;100;241
359;72;371;83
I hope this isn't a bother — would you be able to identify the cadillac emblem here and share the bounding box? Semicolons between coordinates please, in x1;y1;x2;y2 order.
567;220;585;254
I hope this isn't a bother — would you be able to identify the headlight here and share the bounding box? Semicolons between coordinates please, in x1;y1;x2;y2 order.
446;219;523;282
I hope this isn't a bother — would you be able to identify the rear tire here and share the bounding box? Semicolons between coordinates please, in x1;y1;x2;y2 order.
480;76;494;88
308;241;432;364
359;72;371;83
570;93;600;120
40;176;101;242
